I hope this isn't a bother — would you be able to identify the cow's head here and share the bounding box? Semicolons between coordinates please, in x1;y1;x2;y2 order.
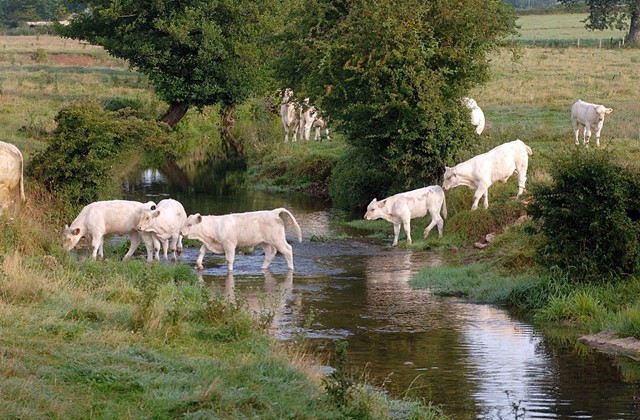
137;209;161;232
595;105;613;122
442;166;459;191
364;198;387;220
282;88;294;104
180;213;203;238
62;224;82;251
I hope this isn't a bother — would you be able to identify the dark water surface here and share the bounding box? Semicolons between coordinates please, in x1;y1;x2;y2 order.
123;168;640;419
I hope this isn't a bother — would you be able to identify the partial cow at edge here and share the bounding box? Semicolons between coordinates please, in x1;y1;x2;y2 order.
0;141;26;213
443;139;532;211
180;207;302;272
463;97;486;135
571;99;613;147
364;185;447;246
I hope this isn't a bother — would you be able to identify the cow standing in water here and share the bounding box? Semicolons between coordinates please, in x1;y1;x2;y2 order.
364;186;447;246
180;208;302;272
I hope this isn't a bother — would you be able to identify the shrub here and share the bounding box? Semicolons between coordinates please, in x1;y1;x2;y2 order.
527;148;640;281
28;100;173;209
329;147;393;210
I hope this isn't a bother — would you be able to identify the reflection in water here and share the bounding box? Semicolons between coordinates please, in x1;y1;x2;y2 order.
125;166;640;419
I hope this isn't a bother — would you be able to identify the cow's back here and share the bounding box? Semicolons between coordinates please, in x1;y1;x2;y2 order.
572;100;594;123
482;140;529;182
81;200;145;234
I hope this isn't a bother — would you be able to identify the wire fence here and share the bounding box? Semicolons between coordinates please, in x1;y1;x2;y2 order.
514;36;628;49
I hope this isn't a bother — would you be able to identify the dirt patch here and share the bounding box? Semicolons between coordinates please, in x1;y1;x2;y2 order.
50;53;101;67
578;329;640;360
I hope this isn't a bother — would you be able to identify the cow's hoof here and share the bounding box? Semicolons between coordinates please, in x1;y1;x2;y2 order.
177;248;183;256
196;264;204;271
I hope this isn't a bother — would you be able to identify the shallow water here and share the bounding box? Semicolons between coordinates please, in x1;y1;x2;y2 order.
123;168;640;419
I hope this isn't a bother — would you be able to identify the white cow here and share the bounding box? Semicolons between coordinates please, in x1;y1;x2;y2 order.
281;88;300;142
463;97;486;135
571;99;613;147
0;141;26;211
364;186;447;246
136;198;187;262
443;139;532;211
63;200;158;261
300;98;330;141
180;208;302;272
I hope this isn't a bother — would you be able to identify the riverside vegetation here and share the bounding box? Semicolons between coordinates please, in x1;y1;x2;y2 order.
0;36;443;418
1;11;639;416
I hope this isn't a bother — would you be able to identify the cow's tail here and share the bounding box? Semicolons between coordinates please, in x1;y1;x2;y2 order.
440;188;447;220
277;208;302;242
524;144;533;156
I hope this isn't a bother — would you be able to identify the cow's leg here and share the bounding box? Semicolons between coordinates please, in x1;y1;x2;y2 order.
273;240;294;271
392;222;401;246
195;244;207;271
572;120;580;145
423;211;440;239
91;235;103;260
471;186;486;211
223;243;236;271
169;235;179;262
402;215;412;245
516;166;528;199
584;124;591;146
436;210;444;237
123;231;141;261
177;235;183;256
595;125;603;147
314;126;321;141
261;243;278;270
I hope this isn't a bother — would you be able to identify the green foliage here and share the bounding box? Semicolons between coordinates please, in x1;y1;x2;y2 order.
527;148;640;282
58;0;279;117
279;0;517;208
27;100;172;208
329;147;393;210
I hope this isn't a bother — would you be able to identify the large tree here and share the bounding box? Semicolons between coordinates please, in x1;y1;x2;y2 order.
560;0;640;44
277;0;517;208
59;0;278;154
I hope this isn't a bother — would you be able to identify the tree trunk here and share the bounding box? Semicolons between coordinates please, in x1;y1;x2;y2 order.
160;103;189;128
628;8;640;45
220;105;244;156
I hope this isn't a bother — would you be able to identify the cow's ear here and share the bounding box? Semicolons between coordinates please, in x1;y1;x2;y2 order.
72;228;81;236
380;201;386;208
196;214;202;224
153;210;161;218
606;108;613;114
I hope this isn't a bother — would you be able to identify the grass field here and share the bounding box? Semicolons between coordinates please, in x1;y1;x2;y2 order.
1;17;640;415
516;13;628;44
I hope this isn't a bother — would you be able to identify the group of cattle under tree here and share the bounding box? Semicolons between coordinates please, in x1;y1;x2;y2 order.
0;98;613;271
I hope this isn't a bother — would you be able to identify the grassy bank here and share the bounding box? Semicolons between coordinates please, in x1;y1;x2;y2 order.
0;35;444;418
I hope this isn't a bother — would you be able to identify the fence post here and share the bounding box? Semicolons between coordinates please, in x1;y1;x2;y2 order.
577;38;580;48
599;39;602;49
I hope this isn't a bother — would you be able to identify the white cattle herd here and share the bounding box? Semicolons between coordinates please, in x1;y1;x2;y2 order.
0;97;616;268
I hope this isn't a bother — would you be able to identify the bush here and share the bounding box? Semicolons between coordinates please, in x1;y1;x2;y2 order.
329;147;393;210
28;100;173;209
527;148;640;281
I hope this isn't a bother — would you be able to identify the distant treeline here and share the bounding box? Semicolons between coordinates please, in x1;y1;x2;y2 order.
0;0;87;28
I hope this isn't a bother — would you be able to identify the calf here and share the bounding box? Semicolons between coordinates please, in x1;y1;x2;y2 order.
364;186;447;246
0;141;26;212
63;200;158;261
180;208;302;272
300;98;330;141
136;198;187;262
463;97;486;135
443;139;532;211
571;99;613;147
